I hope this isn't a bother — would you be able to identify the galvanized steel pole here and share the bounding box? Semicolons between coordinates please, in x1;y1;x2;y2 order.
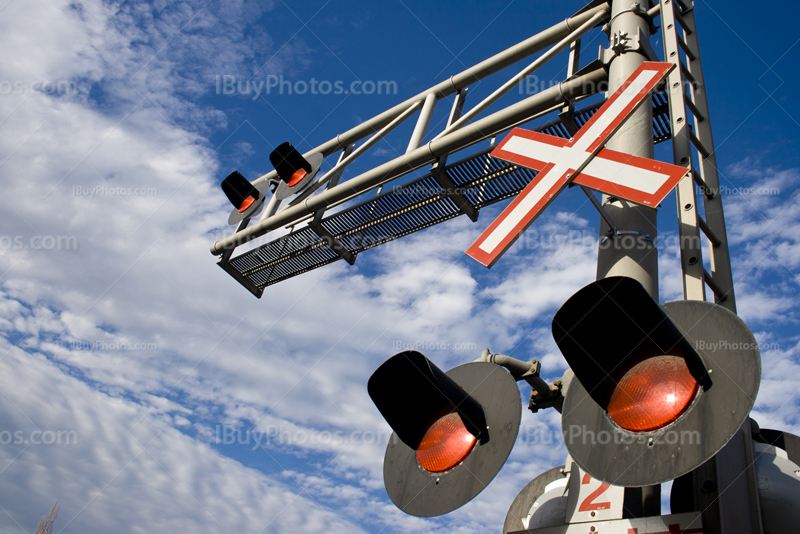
597;0;660;516
596;1;659;299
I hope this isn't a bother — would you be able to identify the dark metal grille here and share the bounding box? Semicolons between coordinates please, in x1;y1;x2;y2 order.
222;95;673;297
651;91;672;143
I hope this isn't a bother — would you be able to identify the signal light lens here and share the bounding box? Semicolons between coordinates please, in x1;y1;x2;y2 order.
237;195;256;213
415;412;477;473
286;168;307;187
607;356;698;432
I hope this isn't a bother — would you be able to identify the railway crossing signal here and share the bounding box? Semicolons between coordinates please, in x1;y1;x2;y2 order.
553;276;761;487
221;142;323;226
269;141;323;200
368;276;764;519
221;170;271;225
207;0;786;531
466;62;686;267
368;351;521;517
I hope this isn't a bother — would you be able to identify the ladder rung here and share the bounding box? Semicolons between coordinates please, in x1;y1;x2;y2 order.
677;36;697;61
685;95;705;122
691;169;716;198
689;128;710;158
698;217;722;247
703;268;728;302
673;8;693;35
674;0;692;14
680;61;697;87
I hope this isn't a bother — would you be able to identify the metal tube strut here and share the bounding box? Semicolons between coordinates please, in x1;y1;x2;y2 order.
245;4;610;188
211;67;608;254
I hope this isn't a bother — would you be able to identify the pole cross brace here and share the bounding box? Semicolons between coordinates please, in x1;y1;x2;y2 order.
599;27;657;65
309;221;356;265
600;229;655;245
578;186;619;235
431;166;479;222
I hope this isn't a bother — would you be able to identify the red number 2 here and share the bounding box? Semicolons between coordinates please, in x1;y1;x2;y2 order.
578;473;612;512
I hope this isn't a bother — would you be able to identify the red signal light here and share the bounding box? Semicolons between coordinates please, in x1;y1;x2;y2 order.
237;195;256;213
607;355;698;432
415;412;477;473
286;168;308;188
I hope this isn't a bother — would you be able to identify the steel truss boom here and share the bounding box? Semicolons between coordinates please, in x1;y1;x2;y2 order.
249;3;609;184
210;3;611;256
211;66;608;255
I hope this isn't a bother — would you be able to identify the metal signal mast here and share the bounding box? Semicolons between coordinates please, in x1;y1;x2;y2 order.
210;1;800;533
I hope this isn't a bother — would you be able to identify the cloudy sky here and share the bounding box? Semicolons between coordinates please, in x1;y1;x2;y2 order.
0;0;798;532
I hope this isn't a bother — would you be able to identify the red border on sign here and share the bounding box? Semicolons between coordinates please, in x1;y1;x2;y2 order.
465;162;571;267
573;149;688;207
573;62;673;153
491;127;687;208
468;62;678;268
491;128;568;171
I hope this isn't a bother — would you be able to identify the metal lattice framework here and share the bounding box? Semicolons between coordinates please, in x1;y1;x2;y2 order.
211;0;734;313
223;96;672;297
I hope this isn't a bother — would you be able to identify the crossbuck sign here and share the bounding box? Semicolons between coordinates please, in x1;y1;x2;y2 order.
466;62;688;268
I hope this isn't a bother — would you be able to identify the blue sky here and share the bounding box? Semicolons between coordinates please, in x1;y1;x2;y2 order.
0;0;798;533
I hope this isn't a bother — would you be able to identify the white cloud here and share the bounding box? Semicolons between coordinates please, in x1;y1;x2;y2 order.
0;337;369;534
2;0;800;532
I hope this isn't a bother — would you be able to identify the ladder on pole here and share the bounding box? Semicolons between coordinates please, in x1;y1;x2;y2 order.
661;7;762;534
660;0;736;312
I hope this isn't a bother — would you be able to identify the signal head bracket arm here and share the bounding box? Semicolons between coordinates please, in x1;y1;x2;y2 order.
474;349;564;412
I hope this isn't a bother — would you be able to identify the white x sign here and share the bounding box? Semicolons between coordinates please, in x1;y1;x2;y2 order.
466;62;687;268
